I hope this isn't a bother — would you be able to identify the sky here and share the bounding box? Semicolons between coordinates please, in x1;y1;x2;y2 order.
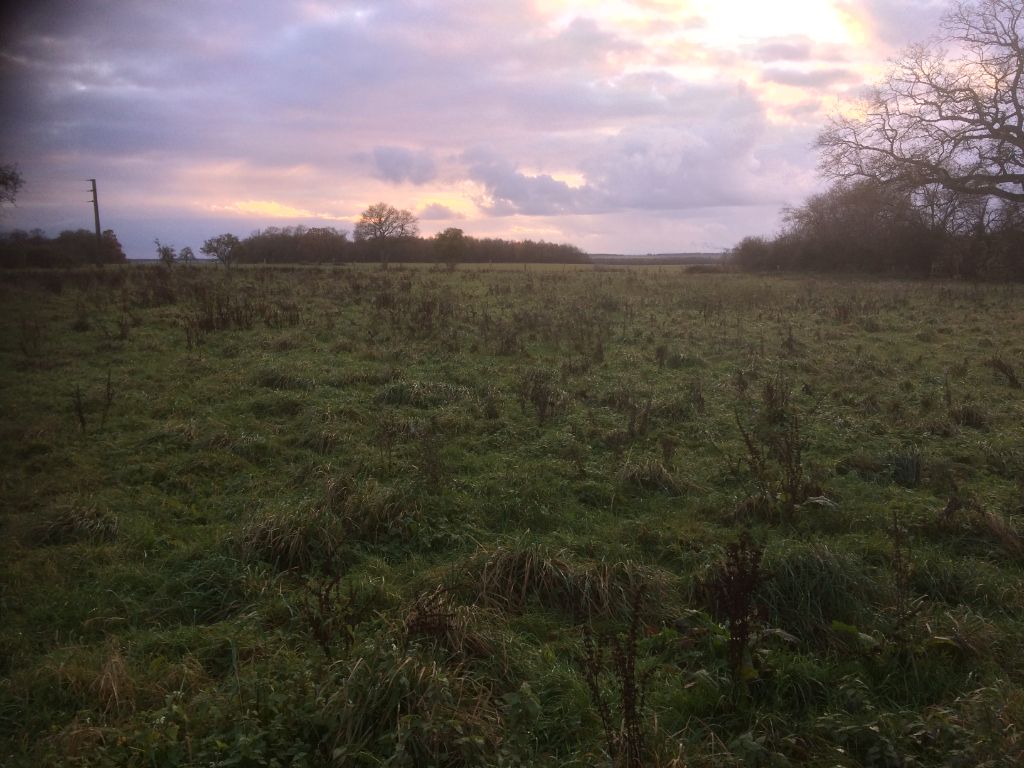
0;0;949;257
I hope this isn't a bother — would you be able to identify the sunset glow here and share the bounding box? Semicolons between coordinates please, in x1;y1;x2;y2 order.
0;0;947;256
212;200;344;221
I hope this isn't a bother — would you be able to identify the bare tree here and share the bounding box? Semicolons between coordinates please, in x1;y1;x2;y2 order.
818;0;1024;203
154;238;177;267
353;202;419;241
200;233;241;269
1;164;24;211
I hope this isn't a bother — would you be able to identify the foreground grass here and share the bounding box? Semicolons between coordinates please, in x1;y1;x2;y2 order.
1;263;1023;766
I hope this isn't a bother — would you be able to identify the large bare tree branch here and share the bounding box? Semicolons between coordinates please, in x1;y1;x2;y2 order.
818;0;1024;203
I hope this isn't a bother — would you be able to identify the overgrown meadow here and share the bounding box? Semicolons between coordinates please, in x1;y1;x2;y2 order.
2;263;1023;766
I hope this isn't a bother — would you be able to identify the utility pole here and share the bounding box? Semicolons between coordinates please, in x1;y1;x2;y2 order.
88;179;101;251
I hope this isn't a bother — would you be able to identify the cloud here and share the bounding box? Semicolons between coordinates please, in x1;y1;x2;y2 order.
372;146;437;185
461;85;811;217
748;36;850;63
0;0;935;256
842;0;947;47
778;99;824;119
761;67;860;88
524;17;641;70
582;119;790;210
419;202;463;220
464;149;591;216
212;199;342;220
753;39;814;62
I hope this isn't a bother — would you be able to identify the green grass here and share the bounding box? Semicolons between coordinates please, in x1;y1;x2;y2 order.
2;263;1023;766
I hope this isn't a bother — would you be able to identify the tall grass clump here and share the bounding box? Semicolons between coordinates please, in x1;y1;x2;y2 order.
375;379;470;408
403;585;495;661
321;640;499;766
616;455;689;495
28;504;119;546
516;368;566;425
467;540;668;620
238;505;344;572
756;542;882;642
322;474;420;543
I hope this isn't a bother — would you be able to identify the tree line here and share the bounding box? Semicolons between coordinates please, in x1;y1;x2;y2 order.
230;225;588;266
150;203;587;268
734;0;1023;279
732;180;1023;278
0;166;128;268
0;195;587;268
224;203;587;266
0;228;127;268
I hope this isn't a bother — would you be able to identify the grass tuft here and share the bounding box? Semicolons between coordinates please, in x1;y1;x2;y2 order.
238;505;343;572
375;379;469;408
322;473;419;542
404;585;495;660
29;504;118;546
92;642;133;715
322;640;499;766
617;456;688;494
468;540;669;619
755;542;882;642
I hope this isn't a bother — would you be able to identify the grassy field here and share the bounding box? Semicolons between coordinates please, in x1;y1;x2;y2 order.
1;263;1023;767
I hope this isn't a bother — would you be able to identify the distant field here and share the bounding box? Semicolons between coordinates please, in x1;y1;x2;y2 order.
2;264;1023;766
588;253;724;265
